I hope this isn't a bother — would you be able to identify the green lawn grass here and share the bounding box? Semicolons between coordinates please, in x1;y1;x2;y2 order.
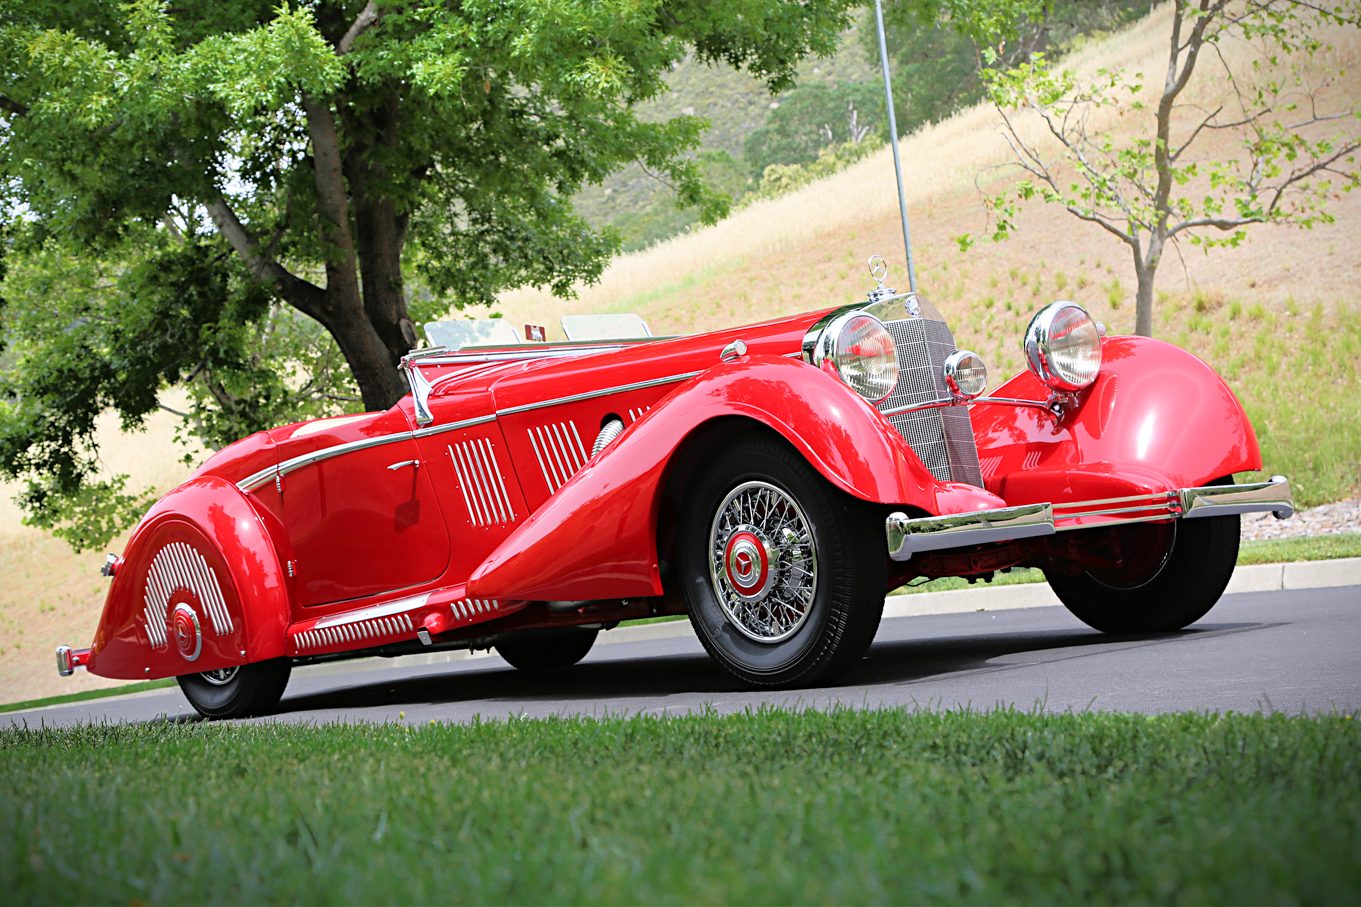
2;709;1357;904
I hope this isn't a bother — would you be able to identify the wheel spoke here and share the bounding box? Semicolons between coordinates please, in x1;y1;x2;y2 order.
708;480;819;644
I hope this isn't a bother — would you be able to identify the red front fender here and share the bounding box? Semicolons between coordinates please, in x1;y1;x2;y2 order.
971;335;1262;504
467;355;1002;602
86;475;290;680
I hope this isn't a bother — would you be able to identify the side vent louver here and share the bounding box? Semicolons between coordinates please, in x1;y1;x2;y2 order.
449;438;517;526
528;422;588;493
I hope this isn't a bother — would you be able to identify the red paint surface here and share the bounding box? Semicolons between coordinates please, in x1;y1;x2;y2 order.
72;318;1269;680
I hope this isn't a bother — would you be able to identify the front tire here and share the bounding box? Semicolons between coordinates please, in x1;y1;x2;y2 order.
496;628;599;672
680;435;886;688
177;659;292;719
1046;490;1240;633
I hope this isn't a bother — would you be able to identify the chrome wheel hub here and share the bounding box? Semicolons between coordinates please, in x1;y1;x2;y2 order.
200;666;239;686
708;481;818;643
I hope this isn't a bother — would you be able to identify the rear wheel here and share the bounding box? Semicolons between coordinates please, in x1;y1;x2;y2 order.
680;435;886;688
1045;481;1241;633
177;659;292;719
496;628;599;672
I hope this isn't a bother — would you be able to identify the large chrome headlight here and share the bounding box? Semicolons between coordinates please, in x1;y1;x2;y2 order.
810;312;900;403
1024;302;1102;391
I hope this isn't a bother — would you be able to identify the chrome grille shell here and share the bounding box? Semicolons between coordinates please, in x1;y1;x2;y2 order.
803;292;983;486
876;317;984;486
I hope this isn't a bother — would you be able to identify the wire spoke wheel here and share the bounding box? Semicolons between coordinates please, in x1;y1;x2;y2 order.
707;481;819;644
680;434;886;688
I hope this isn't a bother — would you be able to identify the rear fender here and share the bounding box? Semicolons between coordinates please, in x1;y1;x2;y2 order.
86;475;290;680
467;355;1001;601
971;335;1262;504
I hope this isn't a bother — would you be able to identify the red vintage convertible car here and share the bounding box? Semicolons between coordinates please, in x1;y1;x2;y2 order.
56;260;1292;718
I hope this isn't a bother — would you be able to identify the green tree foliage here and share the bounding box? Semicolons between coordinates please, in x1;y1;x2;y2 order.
744;80;885;175
0;0;857;548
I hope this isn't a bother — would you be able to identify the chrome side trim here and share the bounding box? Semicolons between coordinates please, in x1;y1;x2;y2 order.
313;592;431;629
294;612;417;653
887;476;1294;561
236;416;497;493
496;372;701;417
1182;475;1293;520
238;465;280;494
414;415;496;439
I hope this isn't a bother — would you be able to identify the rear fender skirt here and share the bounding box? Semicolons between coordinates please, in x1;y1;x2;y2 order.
467;356;1004;602
971;335;1262;503
86;476;290;680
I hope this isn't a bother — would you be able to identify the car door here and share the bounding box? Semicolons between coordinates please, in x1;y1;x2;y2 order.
275;409;452;608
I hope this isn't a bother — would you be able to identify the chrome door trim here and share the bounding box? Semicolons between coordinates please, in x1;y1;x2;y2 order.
494;371;702;417
237;415;496;493
237;368;708;494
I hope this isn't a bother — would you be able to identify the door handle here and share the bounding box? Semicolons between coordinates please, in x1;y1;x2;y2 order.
387;459;421;471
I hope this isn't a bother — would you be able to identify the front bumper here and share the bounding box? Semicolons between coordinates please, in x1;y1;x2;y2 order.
886;475;1294;561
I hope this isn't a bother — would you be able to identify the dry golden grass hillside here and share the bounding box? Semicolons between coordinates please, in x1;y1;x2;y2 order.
3;4;1358;705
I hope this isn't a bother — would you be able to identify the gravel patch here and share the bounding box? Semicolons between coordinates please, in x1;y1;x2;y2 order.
1242;498;1361;541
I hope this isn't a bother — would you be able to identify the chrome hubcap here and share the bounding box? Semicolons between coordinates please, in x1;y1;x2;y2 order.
708;480;818;643
200;667;239;686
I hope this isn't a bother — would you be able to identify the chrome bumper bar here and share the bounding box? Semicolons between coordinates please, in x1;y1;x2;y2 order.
886;475;1293;561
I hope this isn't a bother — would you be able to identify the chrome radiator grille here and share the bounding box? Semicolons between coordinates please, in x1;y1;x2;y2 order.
877;318;984;486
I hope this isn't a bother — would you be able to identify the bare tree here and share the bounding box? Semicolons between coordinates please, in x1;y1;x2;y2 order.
978;0;1361;336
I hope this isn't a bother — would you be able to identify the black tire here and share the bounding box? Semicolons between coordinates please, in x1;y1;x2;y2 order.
177;659;292;719
680;434;886;688
496;628;599;672
1046;484;1241;634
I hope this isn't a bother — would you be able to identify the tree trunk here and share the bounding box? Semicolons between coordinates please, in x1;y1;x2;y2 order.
1133;258;1155;338
302;92;410;413
322;307;409;411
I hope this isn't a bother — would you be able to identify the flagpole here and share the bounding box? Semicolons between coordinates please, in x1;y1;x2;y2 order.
873;0;918;294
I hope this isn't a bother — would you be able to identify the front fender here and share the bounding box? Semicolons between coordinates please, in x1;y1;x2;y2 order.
86;475;290;680
971;335;1262;504
468;355;1002;601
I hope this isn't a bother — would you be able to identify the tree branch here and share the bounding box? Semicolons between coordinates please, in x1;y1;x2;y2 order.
0;94;28;116
206;197;329;319
336;1;380;55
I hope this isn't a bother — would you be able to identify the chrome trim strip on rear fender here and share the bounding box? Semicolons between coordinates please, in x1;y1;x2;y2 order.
1181;475;1293;520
